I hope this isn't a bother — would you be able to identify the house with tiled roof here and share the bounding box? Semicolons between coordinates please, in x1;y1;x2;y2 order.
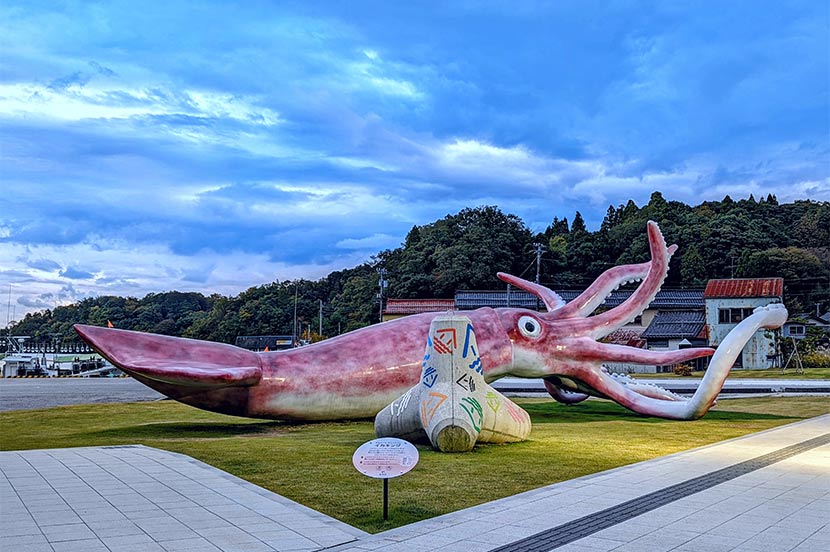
704;278;784;369
640;311;708;372
382;299;455;321
783;313;830;340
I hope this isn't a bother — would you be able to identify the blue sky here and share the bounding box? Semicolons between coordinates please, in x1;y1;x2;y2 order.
1;1;828;320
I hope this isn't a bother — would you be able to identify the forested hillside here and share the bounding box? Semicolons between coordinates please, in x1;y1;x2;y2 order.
9;194;829;346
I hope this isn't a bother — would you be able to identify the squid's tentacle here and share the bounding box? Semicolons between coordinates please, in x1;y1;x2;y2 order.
543;377;590;404
569;338;714;365
609;373;686;402
552;261;650;319
551;244;679;320
587;221;674;339
497;272;565;312
583;304;788;420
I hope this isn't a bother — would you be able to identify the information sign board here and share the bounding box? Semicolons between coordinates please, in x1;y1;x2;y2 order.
352;437;419;479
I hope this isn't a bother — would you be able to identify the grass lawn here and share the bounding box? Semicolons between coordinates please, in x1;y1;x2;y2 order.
1;397;828;533
633;367;830;379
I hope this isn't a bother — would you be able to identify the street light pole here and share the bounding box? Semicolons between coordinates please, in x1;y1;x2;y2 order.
293;283;298;347
378;268;387;323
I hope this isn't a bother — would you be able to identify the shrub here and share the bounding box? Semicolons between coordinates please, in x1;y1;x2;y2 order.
672;364;694;376
802;353;830;368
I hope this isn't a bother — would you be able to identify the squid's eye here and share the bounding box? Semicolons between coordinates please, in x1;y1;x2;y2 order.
518;316;542;338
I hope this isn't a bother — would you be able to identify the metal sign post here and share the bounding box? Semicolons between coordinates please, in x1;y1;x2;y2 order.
352;437;419;521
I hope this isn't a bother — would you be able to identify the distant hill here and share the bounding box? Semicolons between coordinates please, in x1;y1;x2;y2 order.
8;193;829;346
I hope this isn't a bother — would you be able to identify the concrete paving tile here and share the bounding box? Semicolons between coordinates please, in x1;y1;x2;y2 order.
77;508;129;523
148;528;202;542
358;542;433;552
0;533;51;547
468;525;538;545
5;542;54;552
116;542;168;552
90;520;146;538
245;528;298;540
160;537;223;551
32;509;82;526
133;517;191;531
614;529;699;552
41;522;97;542
124;507;169;520
196;527;262;546
672;533;749;552
776;513;830;531
3;520;42;537
404;533;462;548
179;515;235;530
50;538;110;551
558;544;618;552
433;540;497;552
562;536;627;551
100;533;158;549
592;521;656;542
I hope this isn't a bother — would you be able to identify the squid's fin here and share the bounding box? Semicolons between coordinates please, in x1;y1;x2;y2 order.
74;324;262;388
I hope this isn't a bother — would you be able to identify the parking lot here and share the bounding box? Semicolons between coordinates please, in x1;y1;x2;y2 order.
0;378;164;411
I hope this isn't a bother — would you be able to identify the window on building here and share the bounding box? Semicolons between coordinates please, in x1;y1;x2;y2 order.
718;308;756;324
790;325;805;336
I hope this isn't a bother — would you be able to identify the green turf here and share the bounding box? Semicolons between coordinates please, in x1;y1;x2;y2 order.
1;397;827;533
633;367;830;379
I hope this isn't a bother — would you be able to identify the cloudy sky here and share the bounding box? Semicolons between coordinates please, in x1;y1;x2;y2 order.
1;1;828;321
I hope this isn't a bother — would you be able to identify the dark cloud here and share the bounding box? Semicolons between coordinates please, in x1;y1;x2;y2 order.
25;258;62;272
60;267;94;280
47;71;92;91
18;296;52;309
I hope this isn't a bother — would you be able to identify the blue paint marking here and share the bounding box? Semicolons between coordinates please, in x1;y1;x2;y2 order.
422;366;438;388
462;324;477;358
469;358;483;374
422;352;431;369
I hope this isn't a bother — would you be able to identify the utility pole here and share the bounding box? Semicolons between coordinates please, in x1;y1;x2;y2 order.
533;243;543;284
319;299;323;336
293;283;298;347
377;268;387;323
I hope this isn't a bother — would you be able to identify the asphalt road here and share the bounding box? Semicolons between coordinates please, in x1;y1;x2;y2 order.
3;376;828;413
0;378;165;411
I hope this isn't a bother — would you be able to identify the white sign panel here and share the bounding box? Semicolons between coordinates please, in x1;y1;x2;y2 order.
352;437;419;479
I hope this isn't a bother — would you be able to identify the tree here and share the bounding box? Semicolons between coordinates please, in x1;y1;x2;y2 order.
386;206;532;297
680;246;707;285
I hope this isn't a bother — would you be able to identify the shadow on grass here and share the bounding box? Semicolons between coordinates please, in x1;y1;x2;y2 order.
522;400;799;423
85;420;295;440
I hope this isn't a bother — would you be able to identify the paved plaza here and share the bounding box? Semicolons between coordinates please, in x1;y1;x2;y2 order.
1;415;828;552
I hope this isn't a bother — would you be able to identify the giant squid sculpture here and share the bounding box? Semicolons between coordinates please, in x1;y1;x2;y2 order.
75;222;787;421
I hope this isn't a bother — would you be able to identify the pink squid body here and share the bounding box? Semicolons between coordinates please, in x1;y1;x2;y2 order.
252;309;512;419
75;307;513;420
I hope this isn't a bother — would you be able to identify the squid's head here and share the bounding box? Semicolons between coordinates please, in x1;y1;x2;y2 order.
494;221;714;377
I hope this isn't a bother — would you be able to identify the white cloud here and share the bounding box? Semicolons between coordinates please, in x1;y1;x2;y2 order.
0;239;375;321
0;83;281;126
